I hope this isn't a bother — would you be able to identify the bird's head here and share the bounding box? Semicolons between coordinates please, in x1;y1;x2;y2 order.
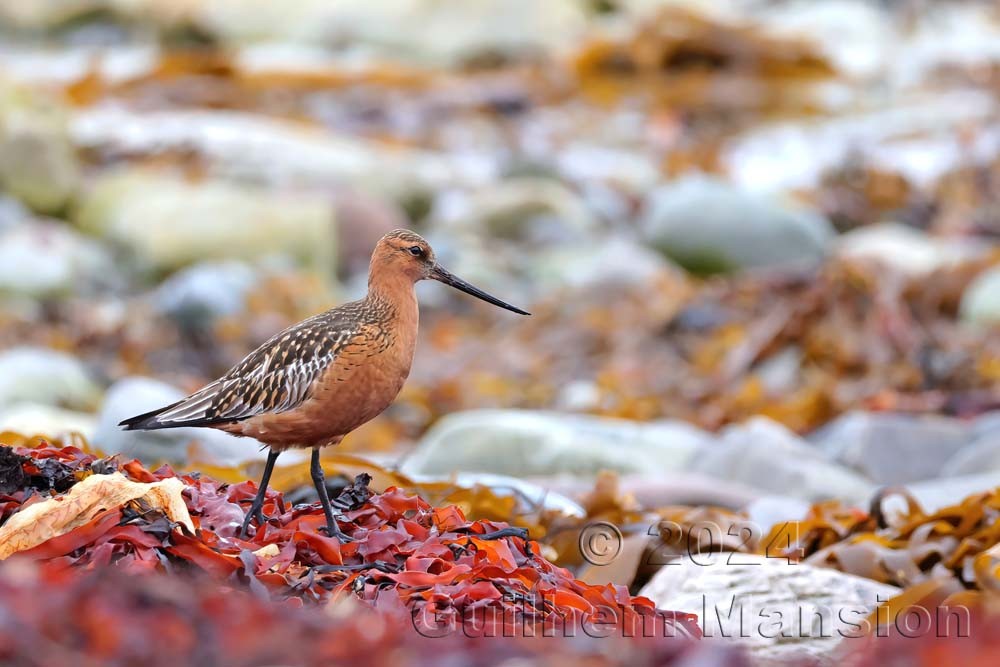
370;229;529;315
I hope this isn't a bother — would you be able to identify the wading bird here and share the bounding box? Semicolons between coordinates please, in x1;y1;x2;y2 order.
120;230;528;539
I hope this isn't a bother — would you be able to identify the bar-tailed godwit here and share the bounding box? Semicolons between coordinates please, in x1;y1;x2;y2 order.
120;230;528;539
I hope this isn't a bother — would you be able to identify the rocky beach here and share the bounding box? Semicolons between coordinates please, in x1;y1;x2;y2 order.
2;1;1000;665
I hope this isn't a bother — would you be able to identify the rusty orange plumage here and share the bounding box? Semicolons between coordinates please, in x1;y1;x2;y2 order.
120;229;529;539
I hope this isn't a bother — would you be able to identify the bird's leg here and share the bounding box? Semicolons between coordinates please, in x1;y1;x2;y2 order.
310;448;354;542
239;449;280;539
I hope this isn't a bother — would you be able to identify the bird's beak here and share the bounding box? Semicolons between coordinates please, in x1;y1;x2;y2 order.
430;265;530;315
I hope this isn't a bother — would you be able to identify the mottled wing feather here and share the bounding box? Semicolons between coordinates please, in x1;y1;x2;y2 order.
128;306;365;429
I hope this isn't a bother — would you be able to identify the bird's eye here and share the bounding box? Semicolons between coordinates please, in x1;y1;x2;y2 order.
408;246;423;257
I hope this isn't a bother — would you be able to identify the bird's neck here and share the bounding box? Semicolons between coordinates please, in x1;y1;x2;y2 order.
366;271;418;324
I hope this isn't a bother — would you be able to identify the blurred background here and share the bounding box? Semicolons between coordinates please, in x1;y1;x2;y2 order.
5;3;1000;659
1;0;1000;512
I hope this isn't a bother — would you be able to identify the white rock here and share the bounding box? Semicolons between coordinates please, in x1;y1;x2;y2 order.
453;177;598;242
640;553;900;666
73;0;586;66
76;169;336;273
810;411;970;485
0;402;96;440
639;176;834;274
960;266;1000;325
0;45;158;86
95;376;271;466
941;435;1000;477
688;417;874;504
762;0;895;80
754;345;802;396
902;471;1000;513
2;0;587;64
554;380;602;412
620;472;763;510
531;237;681;292
974;411;1000;439
838;223;984;277
900;3;1000;86
724;91;999;194
744;495;812;535
335;0;580;64
403;410;711;478
0;195;30;230
71;107;480;198
556;143;661;195
0;347;102;410
0;79;80;213
153;260;258;329
0;221;116;297
299;0;588;66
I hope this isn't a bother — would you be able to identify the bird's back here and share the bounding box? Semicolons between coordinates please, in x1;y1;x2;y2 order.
120;300;372;433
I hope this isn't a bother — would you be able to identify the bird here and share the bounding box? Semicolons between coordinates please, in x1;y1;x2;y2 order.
119;229;529;540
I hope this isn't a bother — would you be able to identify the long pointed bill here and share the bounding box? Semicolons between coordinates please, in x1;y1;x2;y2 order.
430;265;530;315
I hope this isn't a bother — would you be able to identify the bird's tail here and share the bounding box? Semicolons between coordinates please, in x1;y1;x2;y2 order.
118;400;187;431
118;380;234;431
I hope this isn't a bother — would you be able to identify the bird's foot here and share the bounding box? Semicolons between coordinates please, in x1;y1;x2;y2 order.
238;505;268;539
318;520;354;543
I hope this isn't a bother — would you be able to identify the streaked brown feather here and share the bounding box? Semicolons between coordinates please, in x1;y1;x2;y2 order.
133;295;406;437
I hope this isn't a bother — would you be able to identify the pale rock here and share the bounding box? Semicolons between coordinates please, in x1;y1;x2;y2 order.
902;471;1000;513
960;266;1000;326
0;79;81;214
688;417;874;504
620;473;763;511
403;410;710;478
810;411;969;485
640;553;900;666
2;0;587;66
0;195;30;230
744;495;812;535
900;3;1000;85
153;260;258;330
95;376;270;466
724;91;998;194
47;0;585;65
941;435;1000;477
337;0;587;66
838;223;984;276
640;176;834;274
556;143;661;195
554;380;601;412
974;411;1000;439
762;0;895;80
71;107;479;198
445;177;598;242
0;347;102;410
531;237;683;292
0;45;158;87
754;346;802;396
0;221;117;297
75;169;336;273
0;402;96;441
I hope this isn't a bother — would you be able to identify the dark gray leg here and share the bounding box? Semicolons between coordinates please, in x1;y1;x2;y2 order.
310;448;353;542
239;449;281;538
